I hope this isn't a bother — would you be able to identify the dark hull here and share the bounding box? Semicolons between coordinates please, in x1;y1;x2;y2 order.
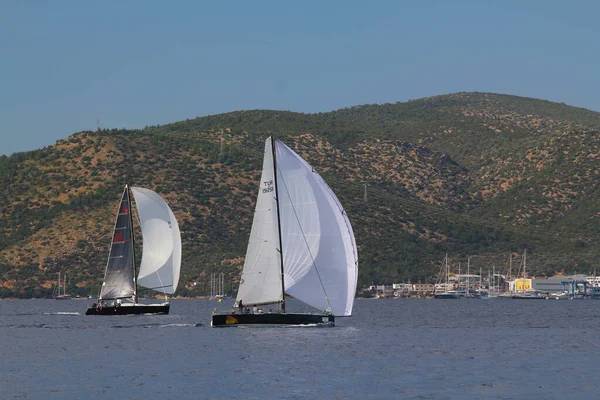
434;293;462;299
85;303;170;315
211;312;334;327
511;295;546;300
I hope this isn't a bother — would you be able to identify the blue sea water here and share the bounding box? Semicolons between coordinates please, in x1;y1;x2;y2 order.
1;298;600;399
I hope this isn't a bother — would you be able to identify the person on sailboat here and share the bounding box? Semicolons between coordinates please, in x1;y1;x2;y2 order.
237;299;243;313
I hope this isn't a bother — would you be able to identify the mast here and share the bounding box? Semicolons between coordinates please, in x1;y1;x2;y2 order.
509;252;512;283
523;249;527;293
467;257;470;295
128;185;138;304
271;136;286;313
445;254;449;293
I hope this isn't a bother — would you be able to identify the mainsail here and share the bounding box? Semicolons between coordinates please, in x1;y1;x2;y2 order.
131;186;181;294
236;138;284;306
235;137;358;316
99;187;136;300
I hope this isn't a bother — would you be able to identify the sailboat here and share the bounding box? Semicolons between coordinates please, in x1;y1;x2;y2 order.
434;254;461;299
85;185;181;315
53;271;71;300
511;249;544;300
209;272;226;300
211;136;358;327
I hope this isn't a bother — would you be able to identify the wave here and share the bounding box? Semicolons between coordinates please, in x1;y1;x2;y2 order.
11;313;42;316
112;323;162;329
42;312;81;316
9;311;82;316
237;323;332;329
8;323;82;329
112;323;203;329
9;324;49;329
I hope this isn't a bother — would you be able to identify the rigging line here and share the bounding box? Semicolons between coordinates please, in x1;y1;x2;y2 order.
275;161;333;313
140;284;174;292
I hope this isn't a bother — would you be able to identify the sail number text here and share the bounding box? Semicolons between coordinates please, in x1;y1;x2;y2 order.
262;180;274;193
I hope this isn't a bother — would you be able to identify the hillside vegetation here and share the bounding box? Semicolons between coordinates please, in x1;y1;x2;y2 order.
1;92;600;298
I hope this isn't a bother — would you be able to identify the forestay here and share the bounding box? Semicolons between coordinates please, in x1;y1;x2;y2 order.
131;187;181;294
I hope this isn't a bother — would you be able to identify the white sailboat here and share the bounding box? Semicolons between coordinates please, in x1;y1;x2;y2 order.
209;272;226;300
434;254;461;299
86;185;181;315
212;136;358;326
511;249;544;299
53;271;71;300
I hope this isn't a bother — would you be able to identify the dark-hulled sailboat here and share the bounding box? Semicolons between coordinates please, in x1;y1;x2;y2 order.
212;136;358;327
86;186;181;315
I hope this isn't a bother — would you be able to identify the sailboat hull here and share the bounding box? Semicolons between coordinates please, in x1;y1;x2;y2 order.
511;295;546;300
211;312;334;327
85;303;170;315
433;293;462;299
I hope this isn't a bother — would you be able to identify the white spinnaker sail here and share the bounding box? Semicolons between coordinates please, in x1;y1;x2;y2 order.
130;187;181;294
235;138;284;306
275;140;358;316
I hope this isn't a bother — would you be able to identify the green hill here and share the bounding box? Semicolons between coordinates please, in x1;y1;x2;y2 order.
1;92;600;298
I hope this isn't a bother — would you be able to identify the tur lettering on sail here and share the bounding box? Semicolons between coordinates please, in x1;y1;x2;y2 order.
262;180;274;193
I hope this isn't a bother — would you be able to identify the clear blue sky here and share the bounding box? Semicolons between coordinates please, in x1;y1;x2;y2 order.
1;0;599;155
